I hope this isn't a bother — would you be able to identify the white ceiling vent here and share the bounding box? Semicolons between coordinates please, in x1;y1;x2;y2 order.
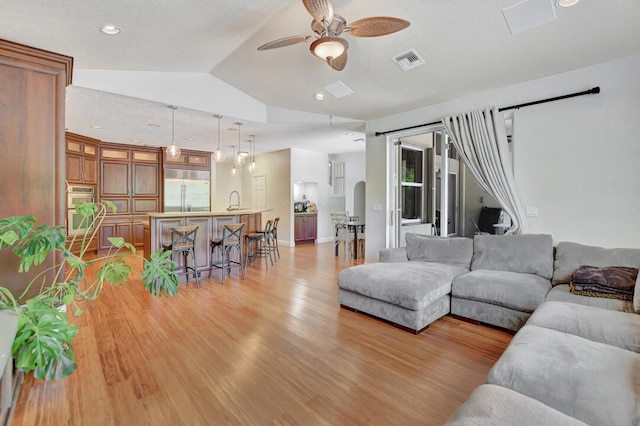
392;49;425;71
323;80;354;99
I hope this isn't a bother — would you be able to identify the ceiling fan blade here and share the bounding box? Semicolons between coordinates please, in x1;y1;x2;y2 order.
327;51;347;71
346;17;410;37
302;0;334;24
257;35;311;51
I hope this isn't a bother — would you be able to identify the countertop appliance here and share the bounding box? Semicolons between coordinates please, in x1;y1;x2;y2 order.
164;169;210;212
294;202;305;213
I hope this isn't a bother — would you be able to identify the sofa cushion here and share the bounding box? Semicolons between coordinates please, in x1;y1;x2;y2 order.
452;270;550;313
488;325;640;426
379;247;408;263
471;234;554;279
527;301;640;352
338;261;467;310
552;241;640;285
405;233;473;269
545;284;634;313
445;384;587;426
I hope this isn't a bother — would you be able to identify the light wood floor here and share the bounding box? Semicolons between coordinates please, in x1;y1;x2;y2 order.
12;243;512;426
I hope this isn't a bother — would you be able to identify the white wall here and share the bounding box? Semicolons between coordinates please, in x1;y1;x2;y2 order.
241;149;291;243
366;53;640;258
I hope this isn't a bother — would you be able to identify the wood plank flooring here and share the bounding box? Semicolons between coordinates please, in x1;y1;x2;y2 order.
11;243;512;426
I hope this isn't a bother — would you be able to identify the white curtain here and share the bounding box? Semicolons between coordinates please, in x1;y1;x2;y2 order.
442;108;527;235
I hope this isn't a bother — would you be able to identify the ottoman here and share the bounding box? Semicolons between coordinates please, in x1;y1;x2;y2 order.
337;261;467;333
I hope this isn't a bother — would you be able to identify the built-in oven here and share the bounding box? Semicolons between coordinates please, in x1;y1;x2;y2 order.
67;186;96;236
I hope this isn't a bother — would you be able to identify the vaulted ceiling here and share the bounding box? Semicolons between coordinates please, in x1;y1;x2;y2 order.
2;0;639;155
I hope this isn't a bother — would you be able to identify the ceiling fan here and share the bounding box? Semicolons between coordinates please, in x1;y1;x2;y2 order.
257;0;410;71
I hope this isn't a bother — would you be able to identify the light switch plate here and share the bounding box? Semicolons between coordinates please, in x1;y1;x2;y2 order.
526;206;539;217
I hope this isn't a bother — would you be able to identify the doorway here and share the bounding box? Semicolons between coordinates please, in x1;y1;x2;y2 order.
387;126;463;248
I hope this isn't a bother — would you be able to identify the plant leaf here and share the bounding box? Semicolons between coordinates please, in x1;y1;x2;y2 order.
142;249;179;297
96;258;131;287
75;201;99;217
107;237;125;249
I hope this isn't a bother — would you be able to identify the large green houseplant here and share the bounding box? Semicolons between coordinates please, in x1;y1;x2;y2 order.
0;201;179;380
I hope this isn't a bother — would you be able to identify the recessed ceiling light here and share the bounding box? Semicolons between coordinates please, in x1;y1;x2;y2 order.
345;132;354;136
227;127;237;131
131;139;140;143
313;92;325;101
185;138;196;141
148;123;161;128
556;0;580;7
90;124;102;129
100;25;121;35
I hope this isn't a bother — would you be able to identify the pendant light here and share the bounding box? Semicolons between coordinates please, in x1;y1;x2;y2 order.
166;105;181;160
231;146;237;176
248;135;257;173
212;114;225;162
234;122;246;166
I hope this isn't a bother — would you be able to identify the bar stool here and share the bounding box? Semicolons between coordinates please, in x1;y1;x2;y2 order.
162;225;200;288
269;217;280;260
210;223;246;284
245;220;273;270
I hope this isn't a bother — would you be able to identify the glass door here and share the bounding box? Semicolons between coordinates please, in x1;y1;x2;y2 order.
388;127;461;248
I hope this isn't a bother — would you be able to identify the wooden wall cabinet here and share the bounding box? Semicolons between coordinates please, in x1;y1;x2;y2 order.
294;214;317;245
163;148;211;170
66;133;98;185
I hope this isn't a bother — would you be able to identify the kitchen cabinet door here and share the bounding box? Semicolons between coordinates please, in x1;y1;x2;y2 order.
66;153;83;184
295;214;316;245
101;161;130;197
132;163;159;196
98;219;133;252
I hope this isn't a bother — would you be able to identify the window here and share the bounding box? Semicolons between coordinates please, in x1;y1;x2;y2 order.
401;146;423;223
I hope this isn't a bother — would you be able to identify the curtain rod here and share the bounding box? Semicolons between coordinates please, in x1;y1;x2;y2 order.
374;86;601;137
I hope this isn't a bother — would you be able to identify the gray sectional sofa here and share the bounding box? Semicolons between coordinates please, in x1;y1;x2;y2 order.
337;233;640;425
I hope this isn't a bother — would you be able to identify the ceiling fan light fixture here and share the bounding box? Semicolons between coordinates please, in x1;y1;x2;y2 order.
311;36;348;60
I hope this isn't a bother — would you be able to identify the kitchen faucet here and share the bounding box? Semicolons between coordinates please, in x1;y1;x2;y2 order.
228;190;240;210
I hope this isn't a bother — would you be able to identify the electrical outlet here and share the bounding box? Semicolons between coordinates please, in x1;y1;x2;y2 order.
526;206;539;217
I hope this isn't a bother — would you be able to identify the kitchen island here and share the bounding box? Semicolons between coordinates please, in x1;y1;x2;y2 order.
144;210;269;280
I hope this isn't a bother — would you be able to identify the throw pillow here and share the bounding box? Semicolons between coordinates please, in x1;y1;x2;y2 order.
569;265;638;301
471;234;554;279
405;233;473;269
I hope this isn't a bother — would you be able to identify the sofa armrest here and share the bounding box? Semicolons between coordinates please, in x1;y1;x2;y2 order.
379;247;408;263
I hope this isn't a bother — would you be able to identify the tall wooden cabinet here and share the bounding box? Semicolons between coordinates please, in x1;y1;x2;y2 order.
0;39;73;299
98;143;161;252
0;39;72;424
99;144;161;215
